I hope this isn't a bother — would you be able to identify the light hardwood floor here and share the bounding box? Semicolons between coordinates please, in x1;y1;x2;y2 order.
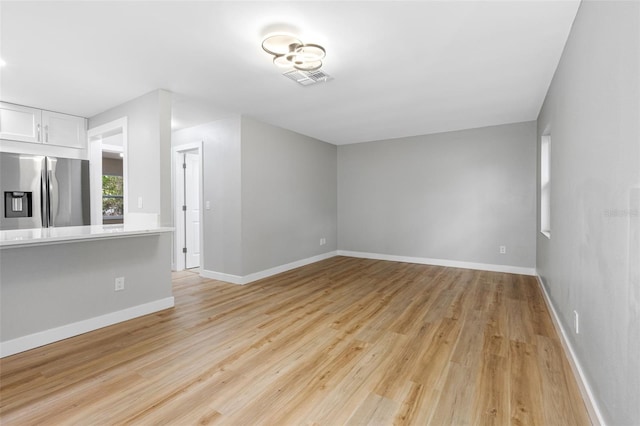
0;256;590;425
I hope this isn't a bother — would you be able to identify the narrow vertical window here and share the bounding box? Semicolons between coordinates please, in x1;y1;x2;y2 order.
540;134;551;238
102;175;124;224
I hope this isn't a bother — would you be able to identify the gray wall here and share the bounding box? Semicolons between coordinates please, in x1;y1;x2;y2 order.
158;90;173;227
89;89;173;226
241;117;337;275
173;116;337;277
338;121;537;268
102;157;123;176
0;234;172;341
173;117;243;276
536;1;640;424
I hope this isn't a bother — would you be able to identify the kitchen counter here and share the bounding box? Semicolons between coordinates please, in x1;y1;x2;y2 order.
0;224;174;248
1;224;174;357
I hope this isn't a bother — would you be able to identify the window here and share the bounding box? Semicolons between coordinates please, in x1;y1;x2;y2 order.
540;134;551;238
102;175;124;221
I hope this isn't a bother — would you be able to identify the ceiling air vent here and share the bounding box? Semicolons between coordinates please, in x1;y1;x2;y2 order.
283;69;333;87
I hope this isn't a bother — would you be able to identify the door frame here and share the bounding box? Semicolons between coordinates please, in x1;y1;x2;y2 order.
87;117;128;225
172;141;203;271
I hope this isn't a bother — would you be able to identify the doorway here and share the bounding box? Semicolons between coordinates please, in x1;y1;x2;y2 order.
173;142;203;271
88;118;128;225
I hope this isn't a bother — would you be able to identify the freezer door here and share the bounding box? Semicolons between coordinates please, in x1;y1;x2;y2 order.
47;157;91;227
0;153;46;230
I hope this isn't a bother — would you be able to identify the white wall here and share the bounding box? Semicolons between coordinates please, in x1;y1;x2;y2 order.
102;133;123;148
536;1;640;424
88;89;172;226
172;117;243;276
241;117;337;275
338;121;537;270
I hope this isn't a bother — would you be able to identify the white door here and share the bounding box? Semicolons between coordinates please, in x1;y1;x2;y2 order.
184;151;200;269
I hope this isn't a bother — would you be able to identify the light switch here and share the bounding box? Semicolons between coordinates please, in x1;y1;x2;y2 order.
205;201;211;210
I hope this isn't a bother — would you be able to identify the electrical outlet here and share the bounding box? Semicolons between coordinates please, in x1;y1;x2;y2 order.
499;245;507;254
137;196;143;209
319;237;326;246
115;277;125;292
574;310;579;334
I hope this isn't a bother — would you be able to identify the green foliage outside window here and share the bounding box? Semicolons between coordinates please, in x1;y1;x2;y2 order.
103;175;124;217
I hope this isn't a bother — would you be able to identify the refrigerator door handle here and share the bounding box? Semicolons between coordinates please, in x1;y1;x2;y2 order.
47;170;54;227
41;169;48;227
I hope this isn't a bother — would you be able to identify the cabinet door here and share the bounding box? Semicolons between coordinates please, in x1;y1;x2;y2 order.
42;110;87;149
0;103;42;143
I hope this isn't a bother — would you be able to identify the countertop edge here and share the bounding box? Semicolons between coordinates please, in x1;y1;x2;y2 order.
0;226;174;248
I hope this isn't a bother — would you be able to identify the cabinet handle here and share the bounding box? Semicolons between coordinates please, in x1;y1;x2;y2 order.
45;125;49;143
37;123;41;141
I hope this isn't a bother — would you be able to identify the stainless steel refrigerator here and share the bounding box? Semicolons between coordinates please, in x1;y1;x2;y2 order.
0;153;90;230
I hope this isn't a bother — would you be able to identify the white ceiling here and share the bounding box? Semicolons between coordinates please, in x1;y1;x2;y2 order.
0;1;580;145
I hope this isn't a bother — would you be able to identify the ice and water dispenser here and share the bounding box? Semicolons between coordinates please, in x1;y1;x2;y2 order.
4;191;33;218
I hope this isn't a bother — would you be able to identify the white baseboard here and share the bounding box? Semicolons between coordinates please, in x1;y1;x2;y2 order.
201;251;338;285
200;269;245;285
535;275;606;426
242;251;338;283
201;250;535;285
337;250;537;276
0;297;175;358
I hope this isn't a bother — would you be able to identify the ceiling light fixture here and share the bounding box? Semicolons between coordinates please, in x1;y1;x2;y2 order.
262;34;326;72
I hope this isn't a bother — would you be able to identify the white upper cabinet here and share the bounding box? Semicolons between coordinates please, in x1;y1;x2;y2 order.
42;110;86;148
0;103;42;143
0;102;87;149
